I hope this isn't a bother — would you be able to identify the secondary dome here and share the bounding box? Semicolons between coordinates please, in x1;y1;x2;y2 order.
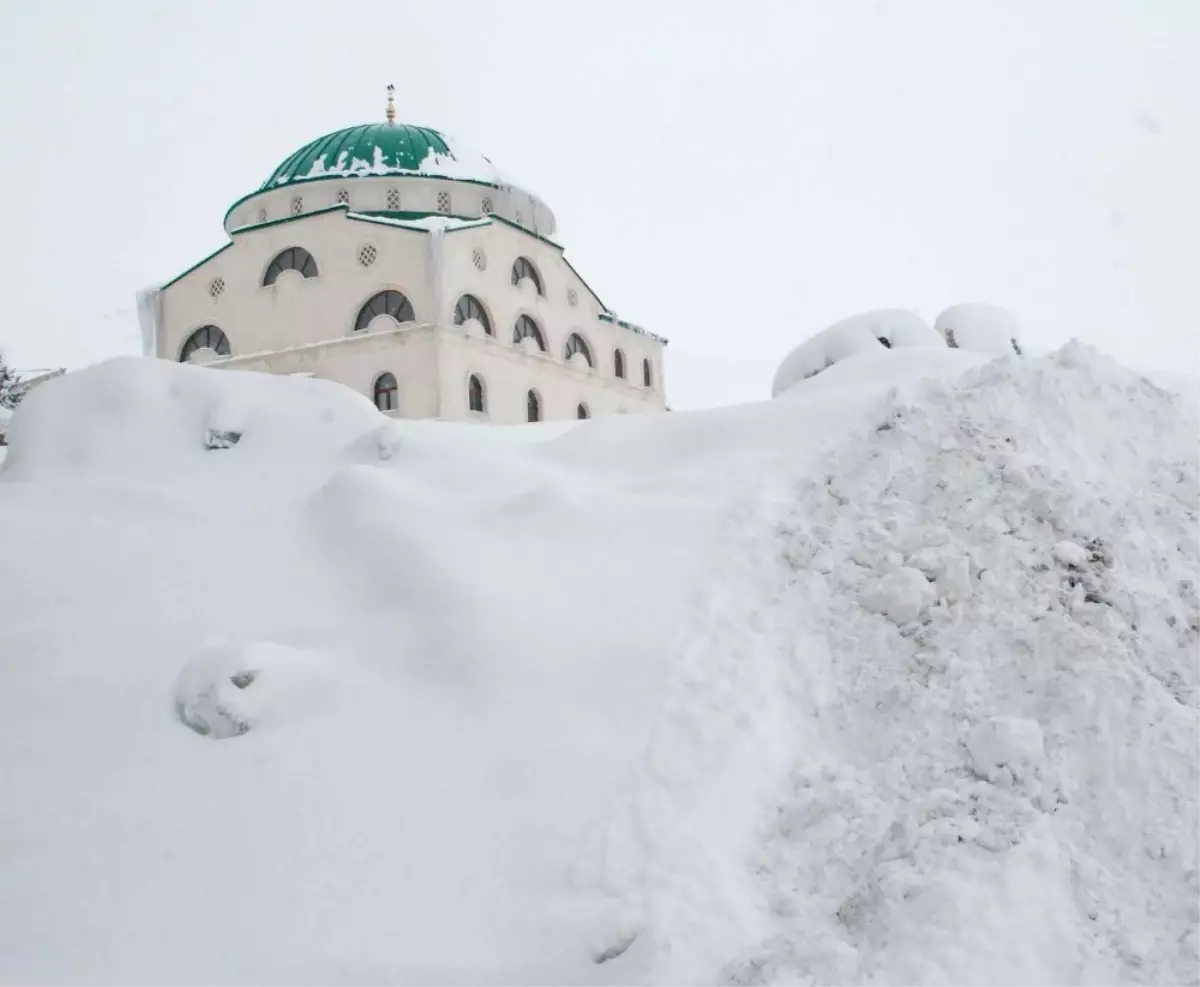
260;121;500;190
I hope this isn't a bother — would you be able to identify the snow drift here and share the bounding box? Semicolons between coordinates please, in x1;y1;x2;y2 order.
0;343;1195;985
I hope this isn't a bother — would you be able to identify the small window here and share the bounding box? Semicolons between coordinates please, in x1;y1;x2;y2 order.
468;374;486;414
291;196;303;216
354;290;416;332
564;332;593;367
454;294;492;335
336;188;349;205
481;197;493;214
527;389;541;423
472;247;487;271
263;247;319;285
208;277;225;298
257;207;267;222
567;288;578;307
386;187;400;210
576;402;590;420
614;349;626;379
511;256;542;294
357;244;377;267
643;358;653;388
180;325;230;362
373;372;398;412
512;314;546;351
437;190;452;214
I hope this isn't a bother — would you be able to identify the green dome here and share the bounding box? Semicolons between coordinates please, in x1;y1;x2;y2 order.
260;121;499;190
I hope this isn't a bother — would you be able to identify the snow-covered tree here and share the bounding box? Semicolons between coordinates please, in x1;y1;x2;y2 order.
0;351;24;409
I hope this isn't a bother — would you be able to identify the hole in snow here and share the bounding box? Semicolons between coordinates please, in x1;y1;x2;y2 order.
230;670;257;689
205;429;242;450
592;931;637;964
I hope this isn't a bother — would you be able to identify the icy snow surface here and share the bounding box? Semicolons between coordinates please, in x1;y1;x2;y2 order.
0;345;1196;985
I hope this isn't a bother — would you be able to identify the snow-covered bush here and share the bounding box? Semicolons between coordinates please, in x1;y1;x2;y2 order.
772;309;945;397
935;302;1023;356
0;351;23;410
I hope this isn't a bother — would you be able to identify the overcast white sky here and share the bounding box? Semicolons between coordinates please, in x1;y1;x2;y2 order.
0;0;1195;408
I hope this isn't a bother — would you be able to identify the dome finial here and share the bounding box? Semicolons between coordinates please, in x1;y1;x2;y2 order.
385;84;396;124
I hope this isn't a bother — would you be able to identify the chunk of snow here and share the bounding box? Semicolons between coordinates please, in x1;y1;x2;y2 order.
1052;539;1090;566
967;716;1046;782
860;565;935;623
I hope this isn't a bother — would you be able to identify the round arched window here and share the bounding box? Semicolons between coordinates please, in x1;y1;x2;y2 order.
527;390;541;423
454;295;492;336
614;349;626;379
263;247;318;285
180;325;231;363
510;257;543;294
354;290;416;332
576;402;590;420
512;315;546;351
468;374;486;414
565;333;593;367
373;372;398;412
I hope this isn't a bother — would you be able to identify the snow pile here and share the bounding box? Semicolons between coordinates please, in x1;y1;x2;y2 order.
772;310;945;397
715;342;1198;985
935;302;1023;356
0;344;1196;984
1;355;381;485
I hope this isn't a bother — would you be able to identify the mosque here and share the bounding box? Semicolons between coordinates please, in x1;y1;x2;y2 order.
141;88;667;423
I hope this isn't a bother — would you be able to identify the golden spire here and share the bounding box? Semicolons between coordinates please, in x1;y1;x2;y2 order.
385;84;396;124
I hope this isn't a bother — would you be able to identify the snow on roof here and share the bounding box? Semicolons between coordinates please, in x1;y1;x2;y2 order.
346;211;491;233
771;309;945;397
935;303;1023;356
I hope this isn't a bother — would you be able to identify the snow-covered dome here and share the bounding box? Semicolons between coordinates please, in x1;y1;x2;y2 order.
934;304;1023;357
259;121;500;189
772;309;945;397
221;95;557;237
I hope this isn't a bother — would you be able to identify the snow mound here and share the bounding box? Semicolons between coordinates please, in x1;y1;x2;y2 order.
719;341;1198;985
0;356;382;484
935;302;1023;356
175;640;342;738
772;310;945;397
0;341;1195;984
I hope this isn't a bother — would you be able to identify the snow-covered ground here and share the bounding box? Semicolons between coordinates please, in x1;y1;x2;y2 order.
0;344;1195;985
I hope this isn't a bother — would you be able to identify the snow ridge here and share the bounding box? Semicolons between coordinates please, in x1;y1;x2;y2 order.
726;342;1198;985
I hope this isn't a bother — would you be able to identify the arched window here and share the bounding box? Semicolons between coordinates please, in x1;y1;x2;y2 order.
643;358;653;388
564;333;592;367
614;349;626;379
454;294;492;335
180;325;230;363
373;372;398;412
512;314;546;351
527;389;541;422
577;402;590;420
468;374;486;413
354;290;416;332
263;247;318;285
510;256;543;294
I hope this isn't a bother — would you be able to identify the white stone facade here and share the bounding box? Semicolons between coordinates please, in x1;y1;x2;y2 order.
155;143;667;423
